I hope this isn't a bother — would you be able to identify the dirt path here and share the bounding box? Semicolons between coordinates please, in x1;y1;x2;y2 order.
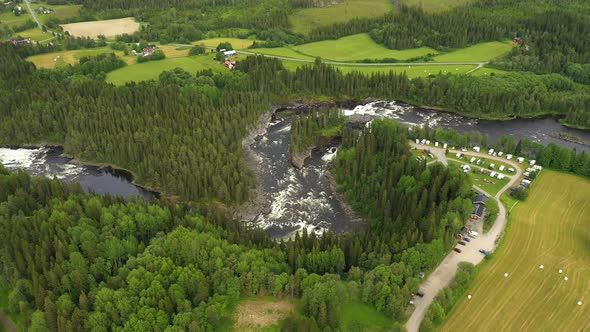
24;0;42;29
0;312;17;332
405;144;523;332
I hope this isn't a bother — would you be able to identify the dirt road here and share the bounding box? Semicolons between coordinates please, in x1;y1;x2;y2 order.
405;144;523;332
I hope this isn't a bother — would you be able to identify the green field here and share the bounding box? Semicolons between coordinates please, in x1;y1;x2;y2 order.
400;0;473;12
249;47;314;60
289;0;394;35
16;27;53;41
471;66;509;76
433;41;515;62
281;60;477;77
193;37;258;50
441;170;590;331
106;55;225;85
0;9;33;28
338;301;395;331
448;160;509;196
292;33;438;62
27;46;137;69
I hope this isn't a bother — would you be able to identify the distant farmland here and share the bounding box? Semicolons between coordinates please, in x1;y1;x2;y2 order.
440;170;590;331
61;17;139;38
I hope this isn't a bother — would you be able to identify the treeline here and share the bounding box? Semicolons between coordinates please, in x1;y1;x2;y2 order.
290;108;343;153
333;119;473;247
240;57;589;128
410;126;590;178
420;263;477;331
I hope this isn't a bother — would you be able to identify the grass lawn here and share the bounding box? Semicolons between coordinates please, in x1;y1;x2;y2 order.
448;160;509;196
470;66;509;76
15;27;52;41
400;0;473;12
292;33;438;62
280;60;478;77
27;46;136;69
411;147;436;161
338;301;394;331
289;0;394;35
249;47;315;60
106;55;225;85
440;170;590;331
433;41;515;62
448;153;515;174
193;37;258;50
0;10;33;29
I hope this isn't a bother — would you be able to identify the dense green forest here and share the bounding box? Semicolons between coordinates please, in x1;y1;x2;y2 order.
333;119;473;246
1;43;588;206
289;108;343;153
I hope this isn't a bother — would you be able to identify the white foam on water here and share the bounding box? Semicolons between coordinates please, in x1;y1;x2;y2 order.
276;125;291;133
0;147;44;169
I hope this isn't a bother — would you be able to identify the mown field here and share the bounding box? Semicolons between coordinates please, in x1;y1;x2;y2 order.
15;28;52;41
61;17;139;38
106;55;225;85
193;37;258;50
432;40;514;62
0;1;80;29
27;46;135;68
400;0;473;12
292;33;438;61
289;0;394;35
440;170;590;331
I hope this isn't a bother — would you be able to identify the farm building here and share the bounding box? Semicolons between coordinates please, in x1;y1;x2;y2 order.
37;6;53;14
8;36;32;45
471;193;489;221
223;50;237;57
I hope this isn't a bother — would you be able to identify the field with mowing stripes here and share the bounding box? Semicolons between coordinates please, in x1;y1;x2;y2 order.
440;170;590;331
432;41;514;62
292;34;437;61
400;0;473;12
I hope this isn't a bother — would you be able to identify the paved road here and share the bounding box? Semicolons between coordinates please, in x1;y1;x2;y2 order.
406;144;524;332
23;0;42;29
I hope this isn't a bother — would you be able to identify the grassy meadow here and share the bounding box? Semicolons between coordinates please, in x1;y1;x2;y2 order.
27;47;136;68
193;37;258;50
400;0;473;12
249;47;315;60
432;40;514;62
291;33;438;61
15;28;53;41
289;0;394;35
106;55;225;85
440;170;590;331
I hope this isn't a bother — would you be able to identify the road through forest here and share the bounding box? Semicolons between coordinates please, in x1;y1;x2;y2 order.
405;144;524;332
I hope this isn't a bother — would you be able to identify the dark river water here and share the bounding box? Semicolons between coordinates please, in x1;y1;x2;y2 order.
1;101;588;238
0;146;155;200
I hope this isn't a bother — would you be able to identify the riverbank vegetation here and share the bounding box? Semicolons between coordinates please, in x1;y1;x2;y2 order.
289;108;343;153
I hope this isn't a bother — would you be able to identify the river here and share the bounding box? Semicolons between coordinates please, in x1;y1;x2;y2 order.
1;101;588;238
0;146;155;200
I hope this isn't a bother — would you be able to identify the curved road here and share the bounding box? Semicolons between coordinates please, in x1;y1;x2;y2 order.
176;44;489;68
406;144;524;332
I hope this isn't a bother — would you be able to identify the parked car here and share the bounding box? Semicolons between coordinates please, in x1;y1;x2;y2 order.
453;248;462;253
479;249;490;255
463;237;471;242
458;241;466;246
416;290;425;298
